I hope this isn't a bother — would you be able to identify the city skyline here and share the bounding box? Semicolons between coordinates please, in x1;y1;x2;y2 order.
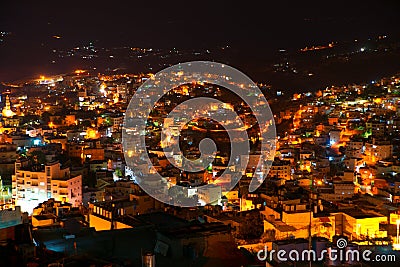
1;1;400;87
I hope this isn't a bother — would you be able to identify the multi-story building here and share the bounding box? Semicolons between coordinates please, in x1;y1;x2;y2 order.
364;138;392;163
333;181;355;196
334;209;387;240
268;159;291;180
346;138;364;158
197;184;222;205
0;143;17;163
261;201;335;241
344;157;363;171
111;114;124;132
12;159;82;213
329;129;342;146
366;120;385;137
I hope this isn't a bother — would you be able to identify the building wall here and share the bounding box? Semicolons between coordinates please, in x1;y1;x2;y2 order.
12;162;81;213
32;217;54;227
0;150;18;163
88;213;132;231
223;190;239;201
89;214;112;231
266;220;310;240
336;213;387;240
68;143;84;158
129;194;159;214
268;164;291;180
198;186;221;205
329;130;341;145
83;148;105;162
282;211;311;229
263;215;335;241
365;143;392;162
12;168;48;212
51;175;82;206
333;182;355;196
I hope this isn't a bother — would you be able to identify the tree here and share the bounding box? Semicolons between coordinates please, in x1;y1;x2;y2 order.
237;213;263;240
338;146;346;155
29;150;46;165
41;111;51;123
114;167;123;178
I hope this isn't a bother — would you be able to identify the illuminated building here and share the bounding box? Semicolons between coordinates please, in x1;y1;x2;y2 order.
366;120;385;137
65;114;76;126
344;157;363;172
364;138;392;163
116;84;127;99
1;94;16;118
329;128;342;146
9;134;42;148
12;160;82;213
335;209;387;240
261;202;335;241
82;147;105;162
2;117;20;127
44;135;68;150
67;143;85;158
268;159;291;180
110;114;124;132
88;200;135;231
85;127;100;139
197;184;222;205
328;116;339;126
346;138;364;158
333;181;355;196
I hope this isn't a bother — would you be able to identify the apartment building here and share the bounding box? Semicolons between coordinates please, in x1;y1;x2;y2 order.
12;159;82;213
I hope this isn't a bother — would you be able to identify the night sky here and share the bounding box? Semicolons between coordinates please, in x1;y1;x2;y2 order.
1;0;399;82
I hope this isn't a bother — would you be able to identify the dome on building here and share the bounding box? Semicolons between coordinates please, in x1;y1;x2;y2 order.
2;95;16;118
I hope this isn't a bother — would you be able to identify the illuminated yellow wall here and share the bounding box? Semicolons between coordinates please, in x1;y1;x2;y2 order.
341;213;387;239
89;214;132;231
223;190;239;201
32;216;54;227
282;211;311;228
389;214;400;224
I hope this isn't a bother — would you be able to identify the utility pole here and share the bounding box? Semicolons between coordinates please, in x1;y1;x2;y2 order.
308;181;314;267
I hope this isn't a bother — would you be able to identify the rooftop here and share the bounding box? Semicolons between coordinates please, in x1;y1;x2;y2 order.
342;208;385;219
